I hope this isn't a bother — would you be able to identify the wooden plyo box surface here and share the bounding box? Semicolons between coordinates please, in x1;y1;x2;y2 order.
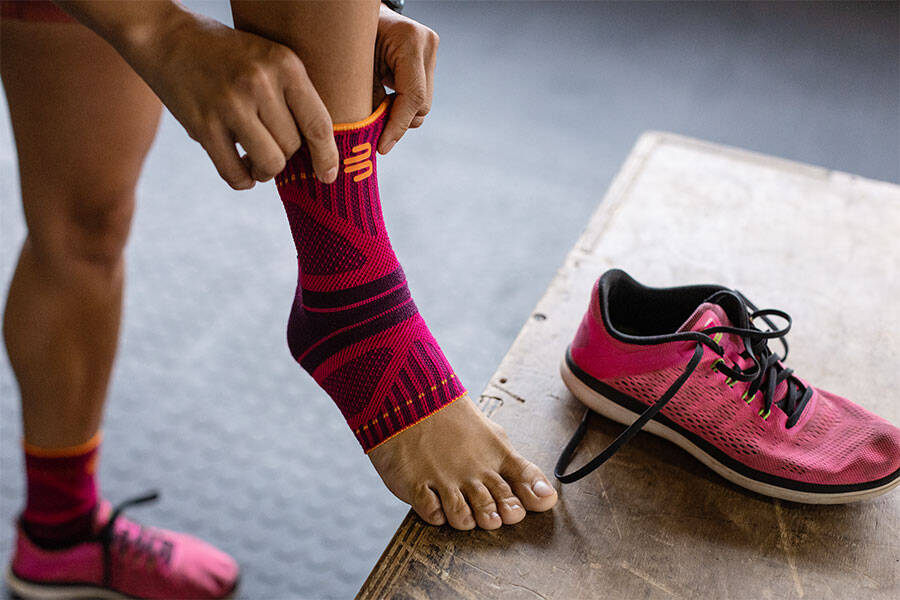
358;133;900;600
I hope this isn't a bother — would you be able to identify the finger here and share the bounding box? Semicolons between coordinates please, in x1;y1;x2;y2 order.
258;88;302;160
372;80;388;110
202;125;255;190
229;114;287;182
282;64;338;183
379;58;427;154
422;32;437;118
409;115;425;129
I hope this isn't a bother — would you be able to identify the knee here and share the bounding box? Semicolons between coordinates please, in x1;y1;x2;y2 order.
28;187;135;274
67;190;135;266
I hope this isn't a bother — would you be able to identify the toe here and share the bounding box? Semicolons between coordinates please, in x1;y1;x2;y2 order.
502;454;558;512
485;474;526;525
412;485;446;526
463;482;503;530
439;487;477;530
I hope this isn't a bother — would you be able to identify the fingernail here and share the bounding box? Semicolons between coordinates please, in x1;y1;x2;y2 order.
323;167;337;183
382;139;396;154
533;480;554;497
490;512;500;520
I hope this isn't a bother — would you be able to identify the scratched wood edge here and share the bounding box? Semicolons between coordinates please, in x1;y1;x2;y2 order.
355;131;898;599
354;132;662;600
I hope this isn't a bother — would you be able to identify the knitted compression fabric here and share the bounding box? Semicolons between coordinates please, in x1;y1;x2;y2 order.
22;433;100;548
275;99;466;451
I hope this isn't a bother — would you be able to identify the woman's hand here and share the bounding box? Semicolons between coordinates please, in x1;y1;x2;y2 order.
374;5;439;155
129;9;339;189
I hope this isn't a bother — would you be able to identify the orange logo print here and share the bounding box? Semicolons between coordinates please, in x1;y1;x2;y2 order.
343;143;373;182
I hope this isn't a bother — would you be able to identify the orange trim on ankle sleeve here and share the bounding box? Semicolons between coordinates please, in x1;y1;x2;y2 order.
23;431;102;458
333;97;391;132
363;392;467;454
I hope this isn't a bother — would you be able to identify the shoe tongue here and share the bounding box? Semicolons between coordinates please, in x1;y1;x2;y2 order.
676;302;732;333
678;301;793;408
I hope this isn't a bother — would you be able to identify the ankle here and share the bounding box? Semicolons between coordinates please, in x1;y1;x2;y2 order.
285;267;414;364
21;502;99;550
22;432;101;548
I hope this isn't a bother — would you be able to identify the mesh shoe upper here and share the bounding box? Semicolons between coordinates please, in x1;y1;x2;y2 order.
11;497;239;600
567;269;900;489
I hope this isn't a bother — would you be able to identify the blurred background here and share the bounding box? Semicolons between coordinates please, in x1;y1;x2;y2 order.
1;1;897;598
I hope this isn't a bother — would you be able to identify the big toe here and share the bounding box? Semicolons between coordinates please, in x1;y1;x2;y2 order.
502;454;558;512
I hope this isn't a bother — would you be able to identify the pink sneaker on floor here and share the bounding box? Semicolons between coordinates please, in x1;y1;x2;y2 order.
555;269;900;503
6;492;239;599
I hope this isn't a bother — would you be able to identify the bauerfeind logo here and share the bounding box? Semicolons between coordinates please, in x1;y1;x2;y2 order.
343;142;373;182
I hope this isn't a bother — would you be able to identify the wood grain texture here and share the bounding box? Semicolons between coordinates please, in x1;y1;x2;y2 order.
358;132;900;600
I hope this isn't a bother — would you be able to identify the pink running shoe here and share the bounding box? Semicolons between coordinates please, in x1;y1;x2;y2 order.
555;269;900;503
6;492;239;599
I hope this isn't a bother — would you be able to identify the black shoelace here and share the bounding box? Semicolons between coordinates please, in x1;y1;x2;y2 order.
555;289;812;484
98;491;171;588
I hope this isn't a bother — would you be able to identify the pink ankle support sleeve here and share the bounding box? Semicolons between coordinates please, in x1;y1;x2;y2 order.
275;99;466;451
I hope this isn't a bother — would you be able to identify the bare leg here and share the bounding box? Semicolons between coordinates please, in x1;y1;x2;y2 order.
231;0;557;530
3;24;241;599
232;0;379;124
1;20;162;448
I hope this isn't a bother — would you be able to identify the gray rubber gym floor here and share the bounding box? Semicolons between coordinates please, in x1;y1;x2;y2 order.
1;2;897;598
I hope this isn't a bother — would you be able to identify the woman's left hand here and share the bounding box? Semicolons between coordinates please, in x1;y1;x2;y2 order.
374;5;439;154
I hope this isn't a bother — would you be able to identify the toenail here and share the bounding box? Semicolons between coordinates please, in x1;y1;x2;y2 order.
490;512;500;520
532;480;554;497
510;503;521;511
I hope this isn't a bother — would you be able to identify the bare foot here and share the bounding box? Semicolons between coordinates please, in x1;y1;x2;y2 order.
368;395;558;530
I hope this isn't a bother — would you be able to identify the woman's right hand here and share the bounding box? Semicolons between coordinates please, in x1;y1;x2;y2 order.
129;9;339;189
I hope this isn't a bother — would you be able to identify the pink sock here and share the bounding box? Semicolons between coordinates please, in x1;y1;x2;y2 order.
276;98;466;451
22;433;100;547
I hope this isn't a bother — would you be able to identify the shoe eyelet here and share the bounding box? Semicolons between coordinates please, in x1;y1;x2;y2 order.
758;408;771;420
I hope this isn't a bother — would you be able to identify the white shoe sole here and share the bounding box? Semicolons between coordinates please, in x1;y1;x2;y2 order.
560;358;900;504
6;566;237;600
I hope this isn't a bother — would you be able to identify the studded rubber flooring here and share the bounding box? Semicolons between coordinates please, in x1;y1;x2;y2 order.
1;2;896;599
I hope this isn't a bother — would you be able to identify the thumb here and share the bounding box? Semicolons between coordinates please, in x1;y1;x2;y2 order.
379;91;419;154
